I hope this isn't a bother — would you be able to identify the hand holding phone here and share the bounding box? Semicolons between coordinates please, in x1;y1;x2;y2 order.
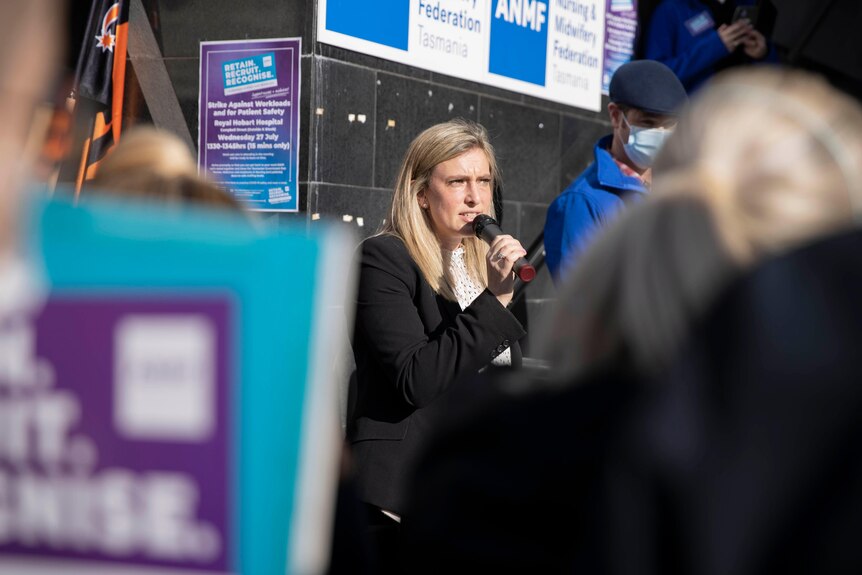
732;5;759;27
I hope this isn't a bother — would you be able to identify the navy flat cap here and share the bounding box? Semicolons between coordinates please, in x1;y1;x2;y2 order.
609;60;688;115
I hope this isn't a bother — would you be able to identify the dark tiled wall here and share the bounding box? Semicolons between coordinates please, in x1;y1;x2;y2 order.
132;0;613;343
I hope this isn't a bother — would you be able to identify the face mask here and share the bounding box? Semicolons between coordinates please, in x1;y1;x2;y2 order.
621;114;674;170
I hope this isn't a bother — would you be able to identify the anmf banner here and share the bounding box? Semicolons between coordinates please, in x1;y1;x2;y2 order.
318;0;606;112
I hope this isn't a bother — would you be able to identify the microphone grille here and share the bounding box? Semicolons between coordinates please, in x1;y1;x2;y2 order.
473;214;496;237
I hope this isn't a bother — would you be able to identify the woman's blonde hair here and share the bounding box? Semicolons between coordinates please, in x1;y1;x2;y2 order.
380;118;499;300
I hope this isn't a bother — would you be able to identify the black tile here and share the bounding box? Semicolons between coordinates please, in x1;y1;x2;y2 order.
500;201;556;304
153;0;311;58
429;72;524;106
315;44;432;82
520;92;608;119
162;57;201;145
311;59;377;187
271;182;311;230
121;62;154;128
374;74;479;189
255;211;285;232
518;203;549;252
300;73;316;185
290;180;311;213
521;299;559;357
125;55;198;152
559;114;612;192
497;201;537;249
497;200;555;335
234;180;309;229
510;276;558;356
518;202;557;301
497;200;519;235
480;98;562;204
310;183;393;242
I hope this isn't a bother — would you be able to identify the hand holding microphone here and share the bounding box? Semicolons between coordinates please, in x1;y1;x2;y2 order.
473;214;536;283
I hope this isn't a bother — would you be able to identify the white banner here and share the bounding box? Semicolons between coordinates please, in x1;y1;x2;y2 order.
318;0;606;112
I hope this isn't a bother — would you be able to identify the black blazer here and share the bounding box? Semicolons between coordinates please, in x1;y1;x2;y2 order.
347;234;525;514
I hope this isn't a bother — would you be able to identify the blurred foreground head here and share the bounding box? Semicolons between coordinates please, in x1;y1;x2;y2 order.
0;0;62;252
87;126;244;213
653;66;862;262
541;67;862;380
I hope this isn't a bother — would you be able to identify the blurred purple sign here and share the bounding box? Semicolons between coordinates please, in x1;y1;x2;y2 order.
602;0;638;94
199;38;301;212
0;296;234;573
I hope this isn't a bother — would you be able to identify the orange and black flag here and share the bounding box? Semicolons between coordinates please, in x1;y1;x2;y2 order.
73;0;129;195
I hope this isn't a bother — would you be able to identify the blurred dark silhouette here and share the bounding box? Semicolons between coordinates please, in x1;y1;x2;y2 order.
768;0;862;101
598;226;862;575
402;226;862;574
400;65;862;573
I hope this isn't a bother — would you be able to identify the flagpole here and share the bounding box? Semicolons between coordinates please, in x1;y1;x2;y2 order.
73;1;103;98
73;0;130;194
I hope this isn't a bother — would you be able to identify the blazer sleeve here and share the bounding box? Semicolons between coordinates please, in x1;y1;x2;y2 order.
354;236;525;409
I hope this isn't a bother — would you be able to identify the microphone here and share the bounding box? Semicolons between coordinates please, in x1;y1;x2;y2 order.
473;214;536;283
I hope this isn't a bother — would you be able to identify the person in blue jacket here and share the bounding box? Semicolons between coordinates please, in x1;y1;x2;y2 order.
644;0;771;93
544;60;687;283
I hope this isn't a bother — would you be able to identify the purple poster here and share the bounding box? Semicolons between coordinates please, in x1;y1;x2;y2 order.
199;38;301;212
602;0;638;94
0;296;234;573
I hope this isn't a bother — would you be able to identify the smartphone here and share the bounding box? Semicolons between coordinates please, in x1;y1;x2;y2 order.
732;5;759;26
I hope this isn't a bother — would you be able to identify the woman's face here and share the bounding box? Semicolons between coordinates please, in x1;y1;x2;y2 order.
419;147;493;251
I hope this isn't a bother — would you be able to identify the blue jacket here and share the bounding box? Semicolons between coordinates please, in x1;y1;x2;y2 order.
544;136;647;283
644;0;762;93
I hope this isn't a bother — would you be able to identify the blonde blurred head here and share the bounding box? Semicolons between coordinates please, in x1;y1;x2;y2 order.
88;126;243;213
540;67;862;380
653;66;862;264
381;118;499;300
92;125;197;185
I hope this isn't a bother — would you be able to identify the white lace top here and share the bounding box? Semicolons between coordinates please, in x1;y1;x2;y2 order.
448;245;511;367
